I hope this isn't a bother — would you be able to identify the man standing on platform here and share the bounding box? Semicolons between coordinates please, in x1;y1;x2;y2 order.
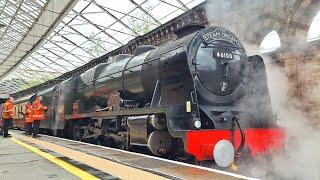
24;102;33;135
32;96;47;138
0;102;4;135
2;97;14;138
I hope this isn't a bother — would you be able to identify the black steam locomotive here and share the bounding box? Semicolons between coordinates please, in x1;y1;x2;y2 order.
13;25;285;167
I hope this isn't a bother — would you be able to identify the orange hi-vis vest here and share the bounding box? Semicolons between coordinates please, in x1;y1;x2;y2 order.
2;101;14;119
32;99;47;121
25;104;33;123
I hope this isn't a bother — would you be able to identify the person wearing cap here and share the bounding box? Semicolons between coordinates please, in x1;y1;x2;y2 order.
32;96;47;138
2;97;14;138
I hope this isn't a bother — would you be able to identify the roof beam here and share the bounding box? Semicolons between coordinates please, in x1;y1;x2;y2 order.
0;0;23;43
93;1;139;36
0;0;78;81
72;10;123;46
128;0;161;26
175;0;189;11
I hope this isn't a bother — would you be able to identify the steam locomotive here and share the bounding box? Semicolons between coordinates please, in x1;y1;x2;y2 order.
12;25;285;168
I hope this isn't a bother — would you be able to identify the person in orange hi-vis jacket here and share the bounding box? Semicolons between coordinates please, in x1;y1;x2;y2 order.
32;96;47;138
2;97;14;138
0;102;4;135
24;102;33;135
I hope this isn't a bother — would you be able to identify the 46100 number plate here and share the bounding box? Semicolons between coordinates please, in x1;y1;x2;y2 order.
213;49;233;60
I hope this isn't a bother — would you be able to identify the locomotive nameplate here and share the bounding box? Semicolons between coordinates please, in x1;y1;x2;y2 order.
213;49;233;60
202;28;241;47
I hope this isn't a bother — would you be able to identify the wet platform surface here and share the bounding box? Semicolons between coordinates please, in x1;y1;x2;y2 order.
9;131;254;180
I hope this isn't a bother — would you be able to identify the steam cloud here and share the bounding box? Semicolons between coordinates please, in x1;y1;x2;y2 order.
265;60;320;180
205;0;320;179
205;0;283;55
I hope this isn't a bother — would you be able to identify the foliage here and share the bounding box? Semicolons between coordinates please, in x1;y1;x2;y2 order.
87;33;106;57
19;73;58;91
20;79;44;90
129;6;153;35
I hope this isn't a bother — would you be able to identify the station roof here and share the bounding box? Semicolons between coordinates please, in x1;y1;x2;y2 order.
0;0;204;95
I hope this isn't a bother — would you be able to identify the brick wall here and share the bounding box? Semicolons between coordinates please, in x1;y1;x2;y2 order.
275;45;320;127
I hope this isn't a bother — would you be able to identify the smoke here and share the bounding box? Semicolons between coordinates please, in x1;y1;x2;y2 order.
204;1;320;179
264;59;320;180
234;57;320;180
205;0;281;55
233;57;320;179
205;0;266;20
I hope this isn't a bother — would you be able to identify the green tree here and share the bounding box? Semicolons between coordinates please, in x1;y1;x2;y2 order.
19;72;59;91
87;33;106;57
129;6;153;35
20;79;45;90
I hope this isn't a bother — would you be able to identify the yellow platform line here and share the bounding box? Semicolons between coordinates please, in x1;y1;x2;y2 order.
11;137;99;180
12;134;168;180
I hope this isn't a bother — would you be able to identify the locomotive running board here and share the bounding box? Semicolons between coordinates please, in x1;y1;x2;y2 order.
64;107;168;120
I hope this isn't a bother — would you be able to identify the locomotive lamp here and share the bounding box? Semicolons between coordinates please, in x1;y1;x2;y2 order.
192;113;201;129
194;120;201;129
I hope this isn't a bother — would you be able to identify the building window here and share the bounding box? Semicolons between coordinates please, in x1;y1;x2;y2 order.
259;31;281;53
308;11;320;42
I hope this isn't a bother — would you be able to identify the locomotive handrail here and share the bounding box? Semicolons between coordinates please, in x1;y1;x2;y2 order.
202;42;245;50
64;107;168;120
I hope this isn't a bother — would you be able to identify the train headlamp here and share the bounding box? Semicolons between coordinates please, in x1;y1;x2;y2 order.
194;120;201;129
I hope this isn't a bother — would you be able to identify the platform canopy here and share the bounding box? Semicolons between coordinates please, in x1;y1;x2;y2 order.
0;0;204;95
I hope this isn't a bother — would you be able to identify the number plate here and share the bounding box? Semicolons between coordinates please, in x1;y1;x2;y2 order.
213;49;233;60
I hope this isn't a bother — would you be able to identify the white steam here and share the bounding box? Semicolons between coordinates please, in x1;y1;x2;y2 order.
265;60;320;180
205;0;320;179
205;0;284;55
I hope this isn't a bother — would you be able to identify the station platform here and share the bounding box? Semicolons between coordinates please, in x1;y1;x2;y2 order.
0;137;80;179
0;131;256;180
